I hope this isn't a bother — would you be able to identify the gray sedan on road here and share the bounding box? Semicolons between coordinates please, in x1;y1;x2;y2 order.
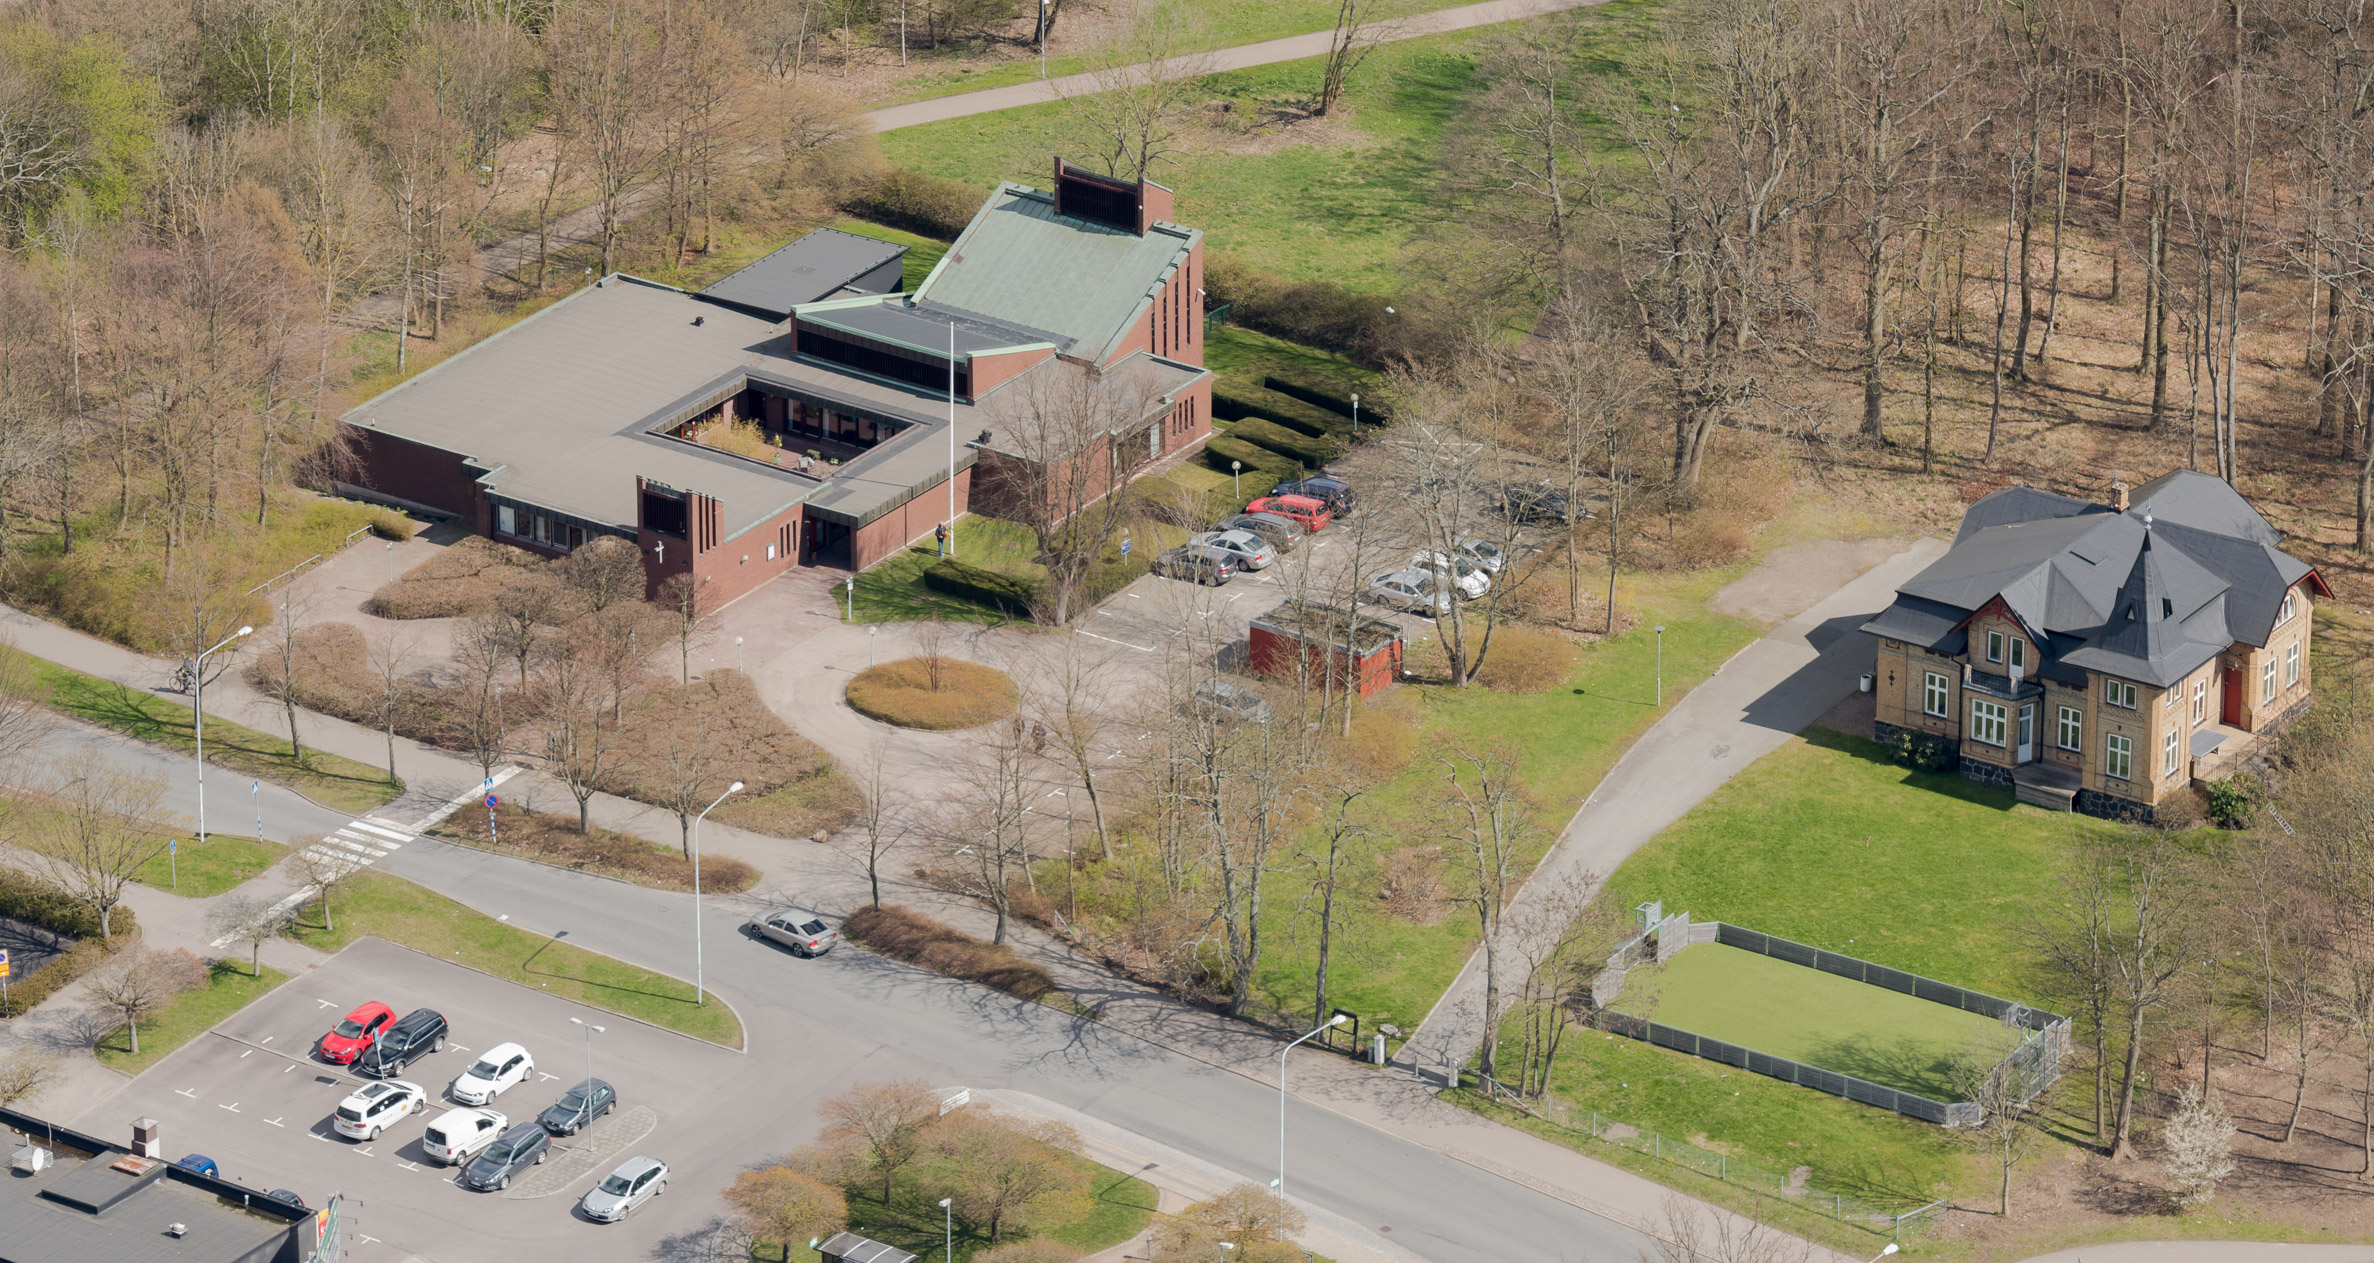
580;1154;668;1223
746;910;840;957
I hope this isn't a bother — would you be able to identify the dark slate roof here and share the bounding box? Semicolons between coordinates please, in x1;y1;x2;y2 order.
1860;470;2322;687
0;1149;300;1263
800;295;1064;355
698;228;906;319
819;1232;920;1263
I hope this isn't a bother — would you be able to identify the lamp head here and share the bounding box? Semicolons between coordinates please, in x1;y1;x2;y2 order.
1883;1247;1899;1257
1329;1013;1348;1025
235;626;253;637
938;1198;952;1208
728;781;746;794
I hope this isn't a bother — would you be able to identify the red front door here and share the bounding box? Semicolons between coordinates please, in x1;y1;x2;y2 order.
2223;668;2244;725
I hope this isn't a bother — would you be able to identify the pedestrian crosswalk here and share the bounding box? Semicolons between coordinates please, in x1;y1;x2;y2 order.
305;817;413;867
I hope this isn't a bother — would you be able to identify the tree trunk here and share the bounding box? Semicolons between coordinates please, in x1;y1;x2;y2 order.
2150;183;2171;428
2037;91;2073;364
2110;87;2131;303
2284;1007;2311;1143
1862;218;1888;442
2113;1002;2148;1157
1987;154;2017;461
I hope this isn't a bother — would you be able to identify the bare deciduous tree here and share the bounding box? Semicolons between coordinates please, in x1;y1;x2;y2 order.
87;947;207;1057
206;890;296;978
21;762;173;944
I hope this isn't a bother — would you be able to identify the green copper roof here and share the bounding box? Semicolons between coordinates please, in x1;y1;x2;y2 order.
916;182;1196;364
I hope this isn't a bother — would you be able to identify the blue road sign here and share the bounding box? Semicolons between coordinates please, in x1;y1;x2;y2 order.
485;795;499;809
169;838;177;854
1120;537;1132;556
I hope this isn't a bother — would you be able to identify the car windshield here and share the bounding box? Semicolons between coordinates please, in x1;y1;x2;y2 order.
555;1090;586;1112
599;1173;635;1195
467;1059;500;1078
800;921;828;935
481;1145;513;1164
333;1018;365;1038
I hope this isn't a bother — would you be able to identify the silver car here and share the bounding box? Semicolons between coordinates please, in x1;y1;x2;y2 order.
1215;512;1302;552
1189;529;1276;570
1411;550;1490;599
580;1154;668;1223
1455;538;1509;575
1365;569;1451;616
746;909;839;956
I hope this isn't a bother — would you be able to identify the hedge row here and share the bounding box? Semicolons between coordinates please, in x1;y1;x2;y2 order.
837;169;983;241
844;904;1058;1002
1229;417;1340;468
1265;375;1386;424
1212;384;1343;440
1203;433;1299;480
0;866;138;1019
1205;253;1438;366
922;557;1036;616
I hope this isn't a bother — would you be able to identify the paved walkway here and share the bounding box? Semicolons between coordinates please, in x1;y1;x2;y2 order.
2017;1246;2374;1263
1401;537;1950;1083
864;0;1608;132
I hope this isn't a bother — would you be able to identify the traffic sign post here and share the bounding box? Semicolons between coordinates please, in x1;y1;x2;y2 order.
169;838;178;892
1;948;10;1011
485;787;500;848
253;780;263;844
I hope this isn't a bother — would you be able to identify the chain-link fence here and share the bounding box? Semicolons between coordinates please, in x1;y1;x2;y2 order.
1482;1083;1946;1240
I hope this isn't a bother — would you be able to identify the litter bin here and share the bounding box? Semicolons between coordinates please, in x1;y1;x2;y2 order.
1859;672;1874;694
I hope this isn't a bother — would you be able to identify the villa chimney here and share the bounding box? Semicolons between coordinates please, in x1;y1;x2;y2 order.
2110;479;2131;512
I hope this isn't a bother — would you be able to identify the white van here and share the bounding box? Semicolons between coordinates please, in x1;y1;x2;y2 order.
422;1107;507;1166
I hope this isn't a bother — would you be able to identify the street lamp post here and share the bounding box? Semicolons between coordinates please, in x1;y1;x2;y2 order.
869;625;878;667
1219;1243;1236;1263
1232;460;1242;499
939;1197;953;1262
1037;0;1049;77
1866;1246;1900;1263
568;1016;604;1091
691;781;745;1005
1350;392;1359;434
845;575;855;621
734;636;743;672
193;626;254;842
1277;1013;1347;1202
1654;624;1666;706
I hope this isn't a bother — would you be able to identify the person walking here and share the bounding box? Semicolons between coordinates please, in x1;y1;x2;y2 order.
934;522;949;557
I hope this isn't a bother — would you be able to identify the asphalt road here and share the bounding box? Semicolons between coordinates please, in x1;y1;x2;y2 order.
366;833;1653;1263
46;713;357;844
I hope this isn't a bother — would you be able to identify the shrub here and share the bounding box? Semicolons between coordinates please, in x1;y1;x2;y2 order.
2161;1085;2236;1207
0;938;118;1019
846;657;1018;730
843;905;1057;1001
366;536;551;619
1672;519;1752;568
1209;384;1265;422
976;1243;1077;1263
436;802;759;893
922;557;1038;616
0;863;139;942
1891;729;1956;773
1229;417;1339;468
839;168;981;240
1212;384;1342;438
1206;253;1406;364
2204;773;2261;829
1472;625;1579;694
368;512;417;541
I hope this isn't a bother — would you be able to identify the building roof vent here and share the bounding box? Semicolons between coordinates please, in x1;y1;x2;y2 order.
166;1223;188;1238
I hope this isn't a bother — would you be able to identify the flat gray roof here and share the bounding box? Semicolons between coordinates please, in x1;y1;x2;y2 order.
0;1148;296;1263
699;227;906;318
345;277;815;538
802;296;1060;355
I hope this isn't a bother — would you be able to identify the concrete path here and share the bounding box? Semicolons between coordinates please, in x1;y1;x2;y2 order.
1400;536;1950;1082
864;0;1607;132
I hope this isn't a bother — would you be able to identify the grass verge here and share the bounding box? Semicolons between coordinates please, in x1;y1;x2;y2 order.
846;658;1018;730
97;961;291;1076
6;645;400;816
849;516;1043;625
763;1159;1157;1263
285;869;744;1048
135;835;288;899
430;801;759;894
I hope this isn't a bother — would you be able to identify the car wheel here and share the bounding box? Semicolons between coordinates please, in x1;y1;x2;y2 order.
367;1128;381;1141
656;1181;666;1196
535;1151;546;1165
497;1176;510;1191
432;1037;445;1053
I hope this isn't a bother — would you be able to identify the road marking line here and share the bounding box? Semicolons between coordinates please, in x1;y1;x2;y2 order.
315;999;335;1008
312;1133;331;1143
537;1072;559;1081
264;1118;284;1128
357;1234;381;1246
449;1044;469;1051
240;1050;252;1059
327;838;381;857
175;1088;197;1099
1075;629;1152;652
396;1160;419;1171
217;1103;240;1113
349;820;412;841
355;1147;375;1158
261;1036;274;1044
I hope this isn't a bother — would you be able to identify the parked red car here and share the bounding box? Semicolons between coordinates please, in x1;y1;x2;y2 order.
1243;494;1332;534
319;1002;395;1065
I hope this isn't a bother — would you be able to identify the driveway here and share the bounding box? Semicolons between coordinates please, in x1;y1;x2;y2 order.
1401;537;1948;1081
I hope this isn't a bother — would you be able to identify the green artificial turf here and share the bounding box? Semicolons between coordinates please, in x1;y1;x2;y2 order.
1611;944;2015;1100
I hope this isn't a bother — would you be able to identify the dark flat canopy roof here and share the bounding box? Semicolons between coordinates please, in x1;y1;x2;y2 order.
700;227;906;319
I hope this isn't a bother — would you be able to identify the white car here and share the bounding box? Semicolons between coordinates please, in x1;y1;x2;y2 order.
450;1042;533;1106
1411;550;1490;599
422;1107;508;1166
331;1080;425;1141
1365;569;1451;616
1188;529;1276;570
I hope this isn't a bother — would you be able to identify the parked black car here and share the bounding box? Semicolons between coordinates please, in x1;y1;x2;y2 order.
357;1008;448;1079
1272;476;1354;516
538;1079;617;1136
463;1122;551;1192
1504;482;1579;526
1151;547;1235;586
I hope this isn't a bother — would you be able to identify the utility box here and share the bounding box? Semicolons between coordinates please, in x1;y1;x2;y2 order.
130;1118;160;1159
1248;600;1406;701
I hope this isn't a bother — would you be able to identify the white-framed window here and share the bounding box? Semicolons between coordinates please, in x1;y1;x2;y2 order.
1924;672;1949;717
2287;642;2301;686
766;542;778;561
2104;733;2132;780
2192;679;2206;726
2104;679;2137;709
2165;683;2181;706
2264;656;2278;702
2278;591;2298;626
2058;706;2083;751
1970;699;2008;747
2164;728;2181;775
2008;637;2026;674
1987;631;2005;664
497;505;516;536
532;514;550;544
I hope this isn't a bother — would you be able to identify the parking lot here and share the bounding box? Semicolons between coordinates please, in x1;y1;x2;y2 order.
1083;528;1436;663
72;938;777;1260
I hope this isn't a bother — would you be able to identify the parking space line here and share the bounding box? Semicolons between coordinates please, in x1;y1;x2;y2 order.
175;1088;197;1099
536;1072;559;1081
260;1035;273;1043
311;1134;331;1143
357;1234;381;1246
239;1050;252;1059
449;1043;470;1052
263;1118;284;1128
397;1160;420;1171
1075;629;1152;652
354;1146;375;1158
217;1103;240;1113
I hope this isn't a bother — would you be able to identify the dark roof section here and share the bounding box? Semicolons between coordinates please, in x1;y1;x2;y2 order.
1862;470;2323;686
1251;600;1408;655
818;1231;920;1263
0;1111;307;1263
698;227;907;319
800;296;1061;356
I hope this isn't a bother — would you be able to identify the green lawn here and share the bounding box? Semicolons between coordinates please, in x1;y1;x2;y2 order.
768;1159;1156;1263
879;0;1670;290
830;219;951;291
1206;324;1379;395
284;869;744;1048
136;835;288;899
848;515;1045;625
7;646;401;816
1242;566;1763;1030
1611;944;2014;1100
97;961;290;1075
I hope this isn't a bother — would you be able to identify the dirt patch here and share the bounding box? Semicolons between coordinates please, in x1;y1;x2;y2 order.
846;656;1018;730
1710;536;1921;625
1811;690;1876;741
433;801;759;894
